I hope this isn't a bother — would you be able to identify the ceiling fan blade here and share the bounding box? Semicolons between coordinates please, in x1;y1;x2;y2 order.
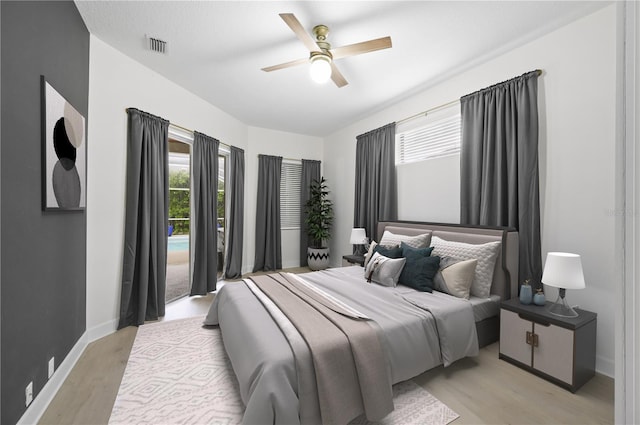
261;57;308;72
331;36;392;60
279;13;319;52
330;62;348;88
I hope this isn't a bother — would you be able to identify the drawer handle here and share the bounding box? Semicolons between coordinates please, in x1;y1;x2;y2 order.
526;331;540;347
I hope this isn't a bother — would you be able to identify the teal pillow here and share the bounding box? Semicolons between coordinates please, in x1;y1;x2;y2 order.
374;244;403;259
399;251;440;292
401;242;434;257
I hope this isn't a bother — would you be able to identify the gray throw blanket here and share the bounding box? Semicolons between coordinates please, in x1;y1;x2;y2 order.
250;273;393;424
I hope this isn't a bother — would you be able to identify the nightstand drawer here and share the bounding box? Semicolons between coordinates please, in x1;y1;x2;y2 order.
500;309;532;365
499;299;596;392
342;254;364;267
534;322;573;384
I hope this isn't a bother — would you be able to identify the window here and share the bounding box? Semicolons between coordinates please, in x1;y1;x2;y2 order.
280;160;302;229
217;154;226;229
216;152;228;274
167;143;191;303
396;102;461;164
168;150;191;235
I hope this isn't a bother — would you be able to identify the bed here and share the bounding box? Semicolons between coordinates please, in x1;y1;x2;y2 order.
204;221;518;424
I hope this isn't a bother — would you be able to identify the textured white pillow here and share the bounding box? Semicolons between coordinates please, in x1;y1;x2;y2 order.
363;240;378;268
379;230;430;249
434;258;478;299
431;236;500;298
363;252;406;287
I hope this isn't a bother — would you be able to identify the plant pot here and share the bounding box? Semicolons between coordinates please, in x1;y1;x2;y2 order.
307;247;330;271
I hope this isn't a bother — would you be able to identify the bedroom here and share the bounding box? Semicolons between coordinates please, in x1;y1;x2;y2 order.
1;1;638;424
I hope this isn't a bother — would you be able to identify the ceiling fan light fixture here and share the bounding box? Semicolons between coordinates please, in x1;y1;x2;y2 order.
309;53;332;84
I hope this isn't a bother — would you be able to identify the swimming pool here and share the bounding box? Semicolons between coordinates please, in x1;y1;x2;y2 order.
168;235;189;252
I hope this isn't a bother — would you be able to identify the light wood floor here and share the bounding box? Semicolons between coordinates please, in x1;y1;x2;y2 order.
38;272;613;425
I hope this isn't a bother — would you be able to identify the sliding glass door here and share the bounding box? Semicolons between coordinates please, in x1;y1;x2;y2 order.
217;154;226;277
166;140;191;302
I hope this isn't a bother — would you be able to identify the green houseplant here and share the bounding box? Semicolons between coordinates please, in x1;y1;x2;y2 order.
305;177;333;270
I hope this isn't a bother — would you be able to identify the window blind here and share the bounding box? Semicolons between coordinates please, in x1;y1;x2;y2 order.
280;161;302;228
397;108;461;164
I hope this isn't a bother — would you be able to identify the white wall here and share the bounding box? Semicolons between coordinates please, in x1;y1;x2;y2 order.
245;127;323;271
323;5;618;377
87;37;324;338
86;36;248;339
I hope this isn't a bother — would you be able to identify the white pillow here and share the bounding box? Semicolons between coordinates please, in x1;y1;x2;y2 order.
430;236;500;298
363;240;378;268
363;252;406;287
379;230;430;249
434;257;478;299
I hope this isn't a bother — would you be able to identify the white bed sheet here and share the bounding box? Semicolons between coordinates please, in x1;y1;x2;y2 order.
340;265;501;322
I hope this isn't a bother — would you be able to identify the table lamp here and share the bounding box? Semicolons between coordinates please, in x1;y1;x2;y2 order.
541;252;586;318
350;228;368;256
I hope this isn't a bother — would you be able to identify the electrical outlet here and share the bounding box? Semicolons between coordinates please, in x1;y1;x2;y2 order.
25;381;33;407
48;357;55;379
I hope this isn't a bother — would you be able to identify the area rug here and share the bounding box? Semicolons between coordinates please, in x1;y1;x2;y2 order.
109;316;459;425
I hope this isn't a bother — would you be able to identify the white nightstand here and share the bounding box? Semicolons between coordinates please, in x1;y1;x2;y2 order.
499;298;597;392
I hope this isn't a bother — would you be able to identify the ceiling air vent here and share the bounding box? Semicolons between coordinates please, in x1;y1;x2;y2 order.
148;36;167;54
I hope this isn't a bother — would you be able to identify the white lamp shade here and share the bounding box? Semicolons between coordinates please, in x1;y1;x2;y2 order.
309;55;332;84
541;252;586;290
349;228;367;245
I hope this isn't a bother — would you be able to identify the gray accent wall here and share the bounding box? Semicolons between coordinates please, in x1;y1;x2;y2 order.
1;2;89;424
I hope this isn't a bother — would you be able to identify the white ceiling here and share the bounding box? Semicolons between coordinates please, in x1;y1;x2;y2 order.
75;1;610;137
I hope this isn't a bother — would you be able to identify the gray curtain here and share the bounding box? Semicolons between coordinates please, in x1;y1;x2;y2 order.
353;122;397;243
460;70;542;287
119;108;169;328
253;155;282;271
190;132;219;295
224;146;245;279
300;159;321;266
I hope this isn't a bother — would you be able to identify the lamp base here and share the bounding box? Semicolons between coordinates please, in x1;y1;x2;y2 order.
353;244;366;256
548;289;579;318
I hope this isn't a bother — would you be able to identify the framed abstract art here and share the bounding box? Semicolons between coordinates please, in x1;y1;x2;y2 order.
41;76;86;211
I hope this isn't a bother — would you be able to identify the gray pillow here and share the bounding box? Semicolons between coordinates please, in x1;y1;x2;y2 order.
363;252;406;287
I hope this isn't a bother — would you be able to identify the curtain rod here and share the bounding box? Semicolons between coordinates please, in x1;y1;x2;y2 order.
396;98;460;126
396;69;543;126
124;109;233;149
258;154;302;162
168;122;231;149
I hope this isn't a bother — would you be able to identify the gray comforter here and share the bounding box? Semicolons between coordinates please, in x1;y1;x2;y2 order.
204;266;478;424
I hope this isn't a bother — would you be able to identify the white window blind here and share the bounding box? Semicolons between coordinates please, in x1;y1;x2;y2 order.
396;103;461;164
280;161;302;229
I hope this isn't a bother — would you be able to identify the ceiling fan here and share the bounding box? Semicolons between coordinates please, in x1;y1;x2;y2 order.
262;13;392;88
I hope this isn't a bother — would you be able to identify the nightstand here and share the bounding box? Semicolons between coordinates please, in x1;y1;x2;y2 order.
499;298;597;392
342;254;364;267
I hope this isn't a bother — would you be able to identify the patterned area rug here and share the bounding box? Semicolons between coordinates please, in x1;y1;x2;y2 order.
109;317;459;425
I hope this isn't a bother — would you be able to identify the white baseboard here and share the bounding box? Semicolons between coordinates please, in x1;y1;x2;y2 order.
87;318;118;343
17;332;88;425
596;355;614;378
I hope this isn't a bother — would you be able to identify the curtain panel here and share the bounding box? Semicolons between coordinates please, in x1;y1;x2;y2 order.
224;146;245;279
300;159;321;266
353;122;397;243
190;131;220;295
460;70;542;286
253;155;283;271
119;108;169;328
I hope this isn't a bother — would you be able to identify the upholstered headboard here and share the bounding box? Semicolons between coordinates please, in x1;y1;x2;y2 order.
377;221;519;300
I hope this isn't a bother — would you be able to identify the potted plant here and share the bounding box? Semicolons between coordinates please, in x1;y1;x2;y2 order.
305;177;333;270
